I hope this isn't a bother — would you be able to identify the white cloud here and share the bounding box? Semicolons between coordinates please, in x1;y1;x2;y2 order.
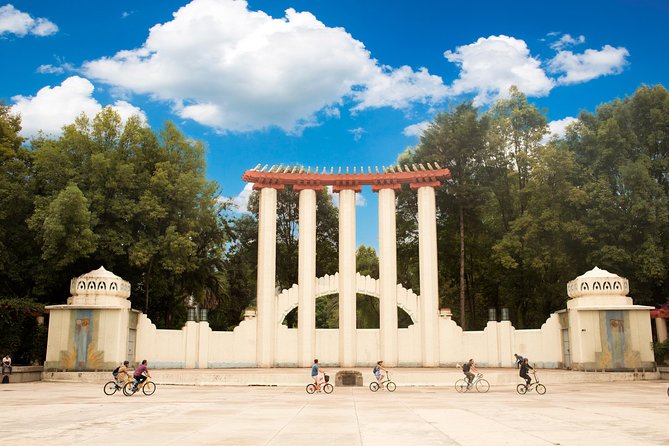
231;182;254;212
0;4;58;37
548;45;629;85
36;62;74;75
549;33;585;51
543;116;578;142
444;35;555;106
349;127;366;141
10;76;147;137
82;0;446;133
403;121;430;137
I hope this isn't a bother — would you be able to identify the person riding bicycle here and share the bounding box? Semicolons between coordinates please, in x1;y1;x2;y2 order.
311;359;325;392
132;359;151;391
514;353;525;369
114;360;131;383
462;359;478;387
519;358;533;388
373;360;387;385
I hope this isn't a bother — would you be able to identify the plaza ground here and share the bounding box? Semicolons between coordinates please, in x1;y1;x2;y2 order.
1;375;668;445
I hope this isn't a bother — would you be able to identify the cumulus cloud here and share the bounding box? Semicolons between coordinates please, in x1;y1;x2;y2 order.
403;121;430;137
231;182;254;212
547;45;630;85
36;62;74;75
549;33;585;51
0;4;58;37
543;116;578;143
444;35;555;106
82;0;446;133
10;76;147;137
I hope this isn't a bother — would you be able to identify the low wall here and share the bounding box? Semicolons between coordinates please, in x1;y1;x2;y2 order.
2;366;43;383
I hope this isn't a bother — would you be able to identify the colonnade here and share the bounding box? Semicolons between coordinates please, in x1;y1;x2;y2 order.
243;164;449;368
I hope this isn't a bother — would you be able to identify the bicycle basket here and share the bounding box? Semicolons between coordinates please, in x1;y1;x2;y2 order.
324;374;330;382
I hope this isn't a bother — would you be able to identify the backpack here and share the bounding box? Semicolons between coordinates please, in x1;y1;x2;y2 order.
112;366;120;377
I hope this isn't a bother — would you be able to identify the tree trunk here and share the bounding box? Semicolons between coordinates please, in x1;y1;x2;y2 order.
459;205;466;330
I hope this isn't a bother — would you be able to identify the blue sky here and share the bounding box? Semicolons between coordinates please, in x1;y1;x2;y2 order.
2;0;668;250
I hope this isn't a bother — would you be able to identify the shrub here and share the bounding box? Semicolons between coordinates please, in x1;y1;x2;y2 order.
652;339;669;365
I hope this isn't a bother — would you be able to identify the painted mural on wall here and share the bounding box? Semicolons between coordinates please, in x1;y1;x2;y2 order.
58;309;104;370
596;310;641;370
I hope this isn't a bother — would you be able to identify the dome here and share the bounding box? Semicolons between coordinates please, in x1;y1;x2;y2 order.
69;266;131;299
566;266;628;298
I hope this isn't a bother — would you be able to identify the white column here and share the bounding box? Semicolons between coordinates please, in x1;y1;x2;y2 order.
338;188;357;367
378;187;398;366
417;185;440;367
298;188;317;367
656;317;668;343
256;186;278;367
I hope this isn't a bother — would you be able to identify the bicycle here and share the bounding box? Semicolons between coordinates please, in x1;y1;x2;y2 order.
516;370;546;395
306;374;334;394
369;371;396;392
103;378;131;395
455;373;490;393
123;376;156;396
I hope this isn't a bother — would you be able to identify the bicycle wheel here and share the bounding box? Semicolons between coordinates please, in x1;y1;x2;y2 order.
455;379;468;393
306;383;316;394
476;379;490;393
386;381;396;392
323;383;334;394
369;381;380;392
535;384;546;395
123;381;136;396
103;381;118;395
142;382;156;396
516;384;528;395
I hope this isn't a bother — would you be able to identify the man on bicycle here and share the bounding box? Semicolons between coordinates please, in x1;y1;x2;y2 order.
373;360;387;385
311;359;325;392
519;358;533;388
132;359;151;391
462;359;478;387
115;360;130;384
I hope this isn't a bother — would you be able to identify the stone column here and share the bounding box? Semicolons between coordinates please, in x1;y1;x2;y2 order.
656;317;668;343
256;186;278;367
297;188;317;367
338;188;357;367
377;186;399;366
415;185;440;367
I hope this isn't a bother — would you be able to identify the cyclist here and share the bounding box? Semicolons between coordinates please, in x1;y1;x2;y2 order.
115;360;130;384
311;359;325;392
462;358;478;387
132;359;151;391
519;358;533;388
373;360;387;386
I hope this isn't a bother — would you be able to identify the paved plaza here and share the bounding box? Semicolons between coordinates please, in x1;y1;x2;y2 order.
1;379;668;445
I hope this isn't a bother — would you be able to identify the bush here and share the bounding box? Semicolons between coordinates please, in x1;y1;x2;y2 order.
0;298;47;364
652;339;669;365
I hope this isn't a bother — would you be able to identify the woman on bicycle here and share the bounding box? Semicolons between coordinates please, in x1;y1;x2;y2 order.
519;358;533;388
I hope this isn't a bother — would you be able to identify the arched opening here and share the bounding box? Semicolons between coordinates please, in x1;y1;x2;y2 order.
281;293;414;329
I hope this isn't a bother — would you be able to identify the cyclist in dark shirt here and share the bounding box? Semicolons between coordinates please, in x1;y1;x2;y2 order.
519;358;533;387
462;359;478;386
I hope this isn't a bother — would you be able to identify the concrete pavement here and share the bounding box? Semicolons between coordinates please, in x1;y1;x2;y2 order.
1;379;668;445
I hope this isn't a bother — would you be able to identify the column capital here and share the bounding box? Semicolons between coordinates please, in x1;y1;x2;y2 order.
371;183;402;193
409;181;441;190
332;185;362;193
293;184;323;192
253;183;285;191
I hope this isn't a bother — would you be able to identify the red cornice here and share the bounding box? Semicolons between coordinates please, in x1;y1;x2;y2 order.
242;164;450;191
